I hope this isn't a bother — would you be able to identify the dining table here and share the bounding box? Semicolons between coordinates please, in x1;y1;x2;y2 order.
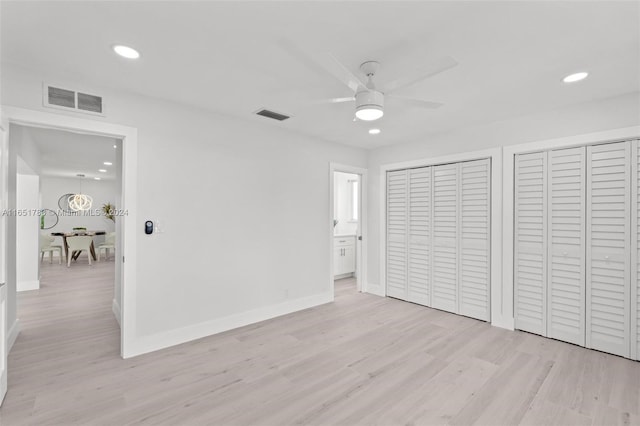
51;230;106;263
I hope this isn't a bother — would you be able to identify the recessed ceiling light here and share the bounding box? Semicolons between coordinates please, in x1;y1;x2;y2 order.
113;45;140;59
113;145;117;149
369;128;381;135
563;72;589;83
103;161;113;166
94;177;101;181
99;169;107;173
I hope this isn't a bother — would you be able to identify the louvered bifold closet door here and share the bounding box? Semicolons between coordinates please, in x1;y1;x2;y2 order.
586;142;631;358
459;159;490;320
407;167;431;306
386;170;408;300
547;147;586;346
631;140;640;361
432;163;459;313
514;152;547;335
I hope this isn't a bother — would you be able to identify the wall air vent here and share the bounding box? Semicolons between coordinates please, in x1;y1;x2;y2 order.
43;83;105;116
255;109;290;121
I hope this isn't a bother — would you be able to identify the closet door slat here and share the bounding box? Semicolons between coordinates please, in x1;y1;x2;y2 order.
459;159;490;320
515;152;547;335
407;167;431;306
586;141;631;358
432;163;459;313
386;170;408;300
547;147;586;346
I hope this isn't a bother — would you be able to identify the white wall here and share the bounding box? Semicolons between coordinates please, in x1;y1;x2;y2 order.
333;172;358;236
5;123;42;337
1;63;367;355
114;140;123;327
16;173;39;292
40;176;117;246
367;91;640;323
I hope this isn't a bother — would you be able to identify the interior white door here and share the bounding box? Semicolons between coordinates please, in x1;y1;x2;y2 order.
459;159;491;321
0;283;6;405
386;170;408;299
514;151;548;336
547;147;586;346
0;123;7;404
586;141;631;358
633;140;640;361
407;167;431;306
432;163;459;313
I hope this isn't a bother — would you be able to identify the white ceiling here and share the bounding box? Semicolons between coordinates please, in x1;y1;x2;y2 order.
22;126;119;180
2;1;639;149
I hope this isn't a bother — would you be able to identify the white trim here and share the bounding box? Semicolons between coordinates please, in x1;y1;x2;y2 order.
503;126;640;335
17;280;39;292
112;298;121;328
378;148;506;328
7;319;19;353
632;140;639;361
127;291;332;357
366;282;385;297
334;272;354;280
0;105;137;359
329;163;368;295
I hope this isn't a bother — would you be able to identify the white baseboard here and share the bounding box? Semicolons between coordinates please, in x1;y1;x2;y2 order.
334;272;354;280
112;298;121;328
366;282;514;331
365;282;385;297
7;319;20;352
17;280;39;292
123;291;333;359
491;316;515;331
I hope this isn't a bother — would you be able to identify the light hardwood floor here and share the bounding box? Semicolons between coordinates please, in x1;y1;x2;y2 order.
1;265;639;425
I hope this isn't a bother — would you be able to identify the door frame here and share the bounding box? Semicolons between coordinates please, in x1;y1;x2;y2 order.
329;163;368;296
378;147;503;326
0;105;138;359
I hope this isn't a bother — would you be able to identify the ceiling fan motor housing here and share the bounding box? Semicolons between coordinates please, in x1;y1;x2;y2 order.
355;89;384;114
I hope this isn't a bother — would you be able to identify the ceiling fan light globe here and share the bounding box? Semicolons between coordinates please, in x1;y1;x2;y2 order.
355;107;384;121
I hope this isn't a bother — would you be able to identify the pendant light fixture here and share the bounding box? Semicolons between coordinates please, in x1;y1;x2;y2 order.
68;174;93;211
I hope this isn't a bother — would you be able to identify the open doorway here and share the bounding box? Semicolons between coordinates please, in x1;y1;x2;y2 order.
330;163;367;299
1;106;139;407
9;124;123;357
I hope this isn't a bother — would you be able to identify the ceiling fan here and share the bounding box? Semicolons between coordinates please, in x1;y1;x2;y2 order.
279;41;458;122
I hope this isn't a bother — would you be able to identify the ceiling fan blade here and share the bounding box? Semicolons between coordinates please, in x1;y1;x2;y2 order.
315;52;368;93
277;39;334;80
384;56;458;94
387;95;443;109
315;96;355;104
278;39;366;93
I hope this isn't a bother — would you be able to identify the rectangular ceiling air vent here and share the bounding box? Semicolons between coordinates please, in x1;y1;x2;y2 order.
255;109;290;121
43;83;105;116
48;86;75;108
77;92;103;113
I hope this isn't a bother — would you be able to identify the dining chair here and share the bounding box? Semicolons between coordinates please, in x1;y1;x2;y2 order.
98;232;115;261
65;235;94;267
40;234;62;264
